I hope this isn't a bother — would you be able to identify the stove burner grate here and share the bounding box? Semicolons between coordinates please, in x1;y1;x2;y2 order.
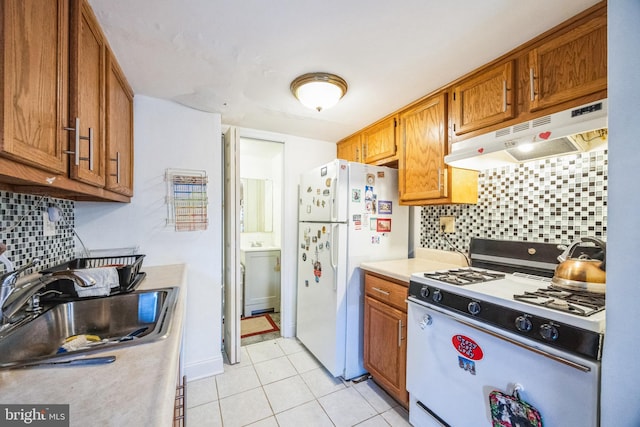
514;286;605;316
423;268;506;286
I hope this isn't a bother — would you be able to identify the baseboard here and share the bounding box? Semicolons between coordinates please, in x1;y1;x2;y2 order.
184;354;224;381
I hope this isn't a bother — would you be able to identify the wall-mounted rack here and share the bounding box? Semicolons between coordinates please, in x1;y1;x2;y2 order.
165;169;208;231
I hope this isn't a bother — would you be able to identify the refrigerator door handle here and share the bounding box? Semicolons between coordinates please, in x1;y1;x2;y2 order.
330;176;338;222
330;223;338;290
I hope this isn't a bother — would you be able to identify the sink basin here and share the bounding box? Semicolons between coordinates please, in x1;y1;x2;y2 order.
0;287;179;368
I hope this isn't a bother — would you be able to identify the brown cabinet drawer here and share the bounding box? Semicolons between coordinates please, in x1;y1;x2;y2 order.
364;273;408;312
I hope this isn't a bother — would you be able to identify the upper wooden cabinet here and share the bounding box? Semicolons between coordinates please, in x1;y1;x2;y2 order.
105;48;134;196
362;116;398;164
336;133;362;163
451;61;516;135
398;93;477;205
0;0;69;174
0;0;133;202
527;13;607;112
69;0;106;188
399;93;447;203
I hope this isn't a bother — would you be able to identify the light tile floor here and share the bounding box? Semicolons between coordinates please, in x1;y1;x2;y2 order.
186;338;411;427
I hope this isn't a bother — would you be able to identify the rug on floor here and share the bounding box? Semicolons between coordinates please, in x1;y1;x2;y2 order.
241;314;279;338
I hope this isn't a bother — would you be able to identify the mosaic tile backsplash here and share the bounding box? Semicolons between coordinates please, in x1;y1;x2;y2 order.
420;150;607;253
0;191;75;275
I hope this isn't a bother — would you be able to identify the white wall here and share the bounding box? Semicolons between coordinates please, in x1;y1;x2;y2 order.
235;127;336;337
601;2;640;425
75;95;223;380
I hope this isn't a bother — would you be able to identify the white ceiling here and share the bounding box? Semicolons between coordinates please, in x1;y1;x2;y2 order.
89;0;601;142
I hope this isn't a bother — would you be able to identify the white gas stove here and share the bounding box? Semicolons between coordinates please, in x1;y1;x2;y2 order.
410;267;605;359
405;238;604;427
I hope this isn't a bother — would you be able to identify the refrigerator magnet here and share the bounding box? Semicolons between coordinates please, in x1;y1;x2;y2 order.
378;200;392;214
353;214;362;230
376;218;391;232
352;189;361;202
366;173;375;185
365;185;374;201
369;217;377;230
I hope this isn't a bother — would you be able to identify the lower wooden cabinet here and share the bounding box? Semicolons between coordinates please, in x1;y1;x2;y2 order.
363;273;409;408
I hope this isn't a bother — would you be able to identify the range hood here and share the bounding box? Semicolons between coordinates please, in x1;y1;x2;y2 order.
445;99;608;171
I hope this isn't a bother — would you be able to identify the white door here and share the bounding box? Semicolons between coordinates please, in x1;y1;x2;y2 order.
296;221;347;377
223;127;241;364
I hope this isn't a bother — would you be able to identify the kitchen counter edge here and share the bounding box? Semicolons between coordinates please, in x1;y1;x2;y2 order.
360;257;467;283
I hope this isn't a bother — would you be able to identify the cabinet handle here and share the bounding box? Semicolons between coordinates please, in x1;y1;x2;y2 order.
502;80;507;112
398;319;403;347
63;117;93;168
356;147;360;162
110;152;121;183
63;117;81;166
372;287;390;296
529;68;536;102
87;127;94;171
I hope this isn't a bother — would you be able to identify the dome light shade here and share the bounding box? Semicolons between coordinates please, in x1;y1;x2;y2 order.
290;73;348;112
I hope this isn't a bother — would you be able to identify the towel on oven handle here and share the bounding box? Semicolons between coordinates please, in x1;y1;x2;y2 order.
489;388;543;427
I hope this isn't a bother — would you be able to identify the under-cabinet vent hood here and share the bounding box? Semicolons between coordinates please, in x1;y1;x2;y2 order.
445;99;608;171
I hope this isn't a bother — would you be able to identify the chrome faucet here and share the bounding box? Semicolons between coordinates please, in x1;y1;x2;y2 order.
0;258;40;318
0;260;96;325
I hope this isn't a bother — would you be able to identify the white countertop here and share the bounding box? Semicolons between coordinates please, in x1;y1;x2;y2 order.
360;247;468;283
0;264;187;427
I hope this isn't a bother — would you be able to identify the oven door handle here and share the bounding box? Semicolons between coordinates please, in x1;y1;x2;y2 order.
408;298;593;373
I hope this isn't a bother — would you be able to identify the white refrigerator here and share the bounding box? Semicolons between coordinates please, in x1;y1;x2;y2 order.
296;159;409;380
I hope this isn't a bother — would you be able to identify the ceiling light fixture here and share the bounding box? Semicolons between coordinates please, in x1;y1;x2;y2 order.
290;72;348;112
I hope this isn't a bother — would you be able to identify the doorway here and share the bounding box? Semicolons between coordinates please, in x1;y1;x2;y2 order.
222;127;289;364
238;137;284;346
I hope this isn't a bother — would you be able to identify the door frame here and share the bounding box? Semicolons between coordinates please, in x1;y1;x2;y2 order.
223;127;287;364
222;127;241;363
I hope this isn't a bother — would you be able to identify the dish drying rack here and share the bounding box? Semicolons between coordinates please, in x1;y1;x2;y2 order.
40;255;146;298
165;168;209;231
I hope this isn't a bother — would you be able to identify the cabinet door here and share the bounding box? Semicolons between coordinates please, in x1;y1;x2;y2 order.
364;296;408;407
105;48;134;196
451;61;515;135
336;134;361;162
0;0;68;174
399;93;447;202
528;14;607;112
362;116;397;163
244;251;281;316
69;0;106;187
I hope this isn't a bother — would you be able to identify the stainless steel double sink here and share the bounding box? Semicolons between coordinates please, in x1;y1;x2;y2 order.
0;287;179;368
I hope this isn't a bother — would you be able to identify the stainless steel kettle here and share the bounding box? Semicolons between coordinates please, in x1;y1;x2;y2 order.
552;237;606;293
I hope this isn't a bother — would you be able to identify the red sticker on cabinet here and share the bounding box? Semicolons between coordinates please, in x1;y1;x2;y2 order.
452;335;484;360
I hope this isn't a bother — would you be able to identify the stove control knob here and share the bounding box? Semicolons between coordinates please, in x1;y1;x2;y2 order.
515;315;533;332
468;301;481;316
540;323;559;341
420;286;430;298
432;289;443;303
